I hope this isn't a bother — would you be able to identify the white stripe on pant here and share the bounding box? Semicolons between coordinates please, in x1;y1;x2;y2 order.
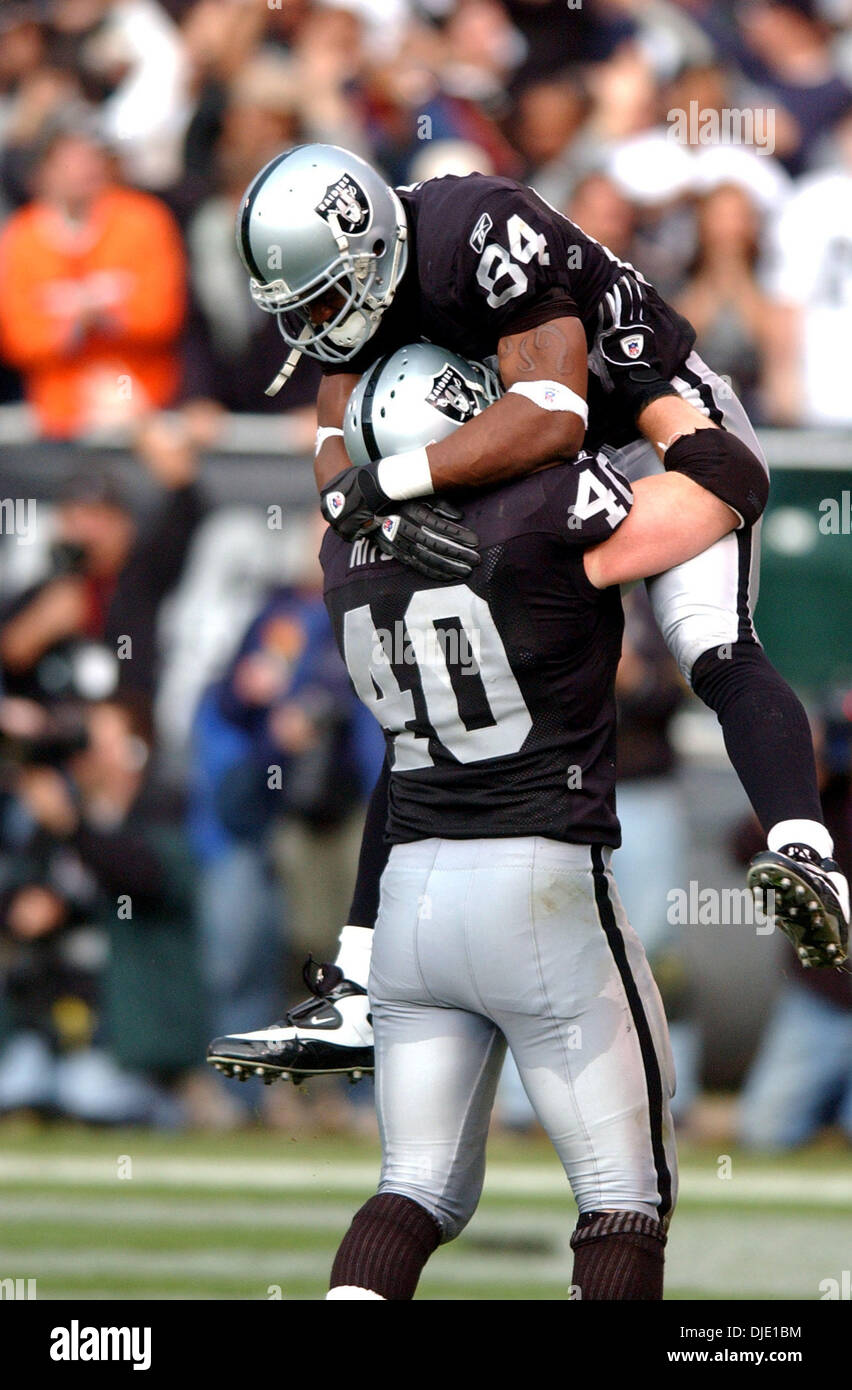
369;836;678;1242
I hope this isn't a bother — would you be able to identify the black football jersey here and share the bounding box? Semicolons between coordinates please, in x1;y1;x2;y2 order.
322;173;696;451
321;453;633;847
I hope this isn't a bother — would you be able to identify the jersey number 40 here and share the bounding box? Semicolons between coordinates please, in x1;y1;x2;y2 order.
343;586;533;769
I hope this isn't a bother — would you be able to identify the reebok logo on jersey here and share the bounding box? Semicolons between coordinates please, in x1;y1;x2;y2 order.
426;366;478;423
620;332;644;359
325;490;346;518
315;175;371;234
469;212;493;253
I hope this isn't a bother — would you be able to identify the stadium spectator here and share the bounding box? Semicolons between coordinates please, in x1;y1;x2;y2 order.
688;0;852;176
0;693;202;1124
676;182;780;424
80;0;190;190
188;561;383;1109
0;414;206;710
565;169;637;261
183;55;322;411
762;107;852;426
0;126;186;438
511;74;588;184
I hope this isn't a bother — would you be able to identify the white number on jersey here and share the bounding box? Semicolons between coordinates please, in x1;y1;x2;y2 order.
343;586;533;768
476;215;550;310
507;213;550;267
571;467;628;530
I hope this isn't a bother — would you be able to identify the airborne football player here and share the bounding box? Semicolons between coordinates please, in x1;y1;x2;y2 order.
209;144;848;1086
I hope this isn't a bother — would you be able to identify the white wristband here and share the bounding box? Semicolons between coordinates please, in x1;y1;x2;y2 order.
508;379;588;425
315;426;344;457
376;447;434;501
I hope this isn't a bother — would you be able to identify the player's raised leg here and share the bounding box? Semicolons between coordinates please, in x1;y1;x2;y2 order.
623;364;848;968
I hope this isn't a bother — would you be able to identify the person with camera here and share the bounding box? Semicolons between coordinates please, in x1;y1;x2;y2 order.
0;413;207;712
0;693;202;1123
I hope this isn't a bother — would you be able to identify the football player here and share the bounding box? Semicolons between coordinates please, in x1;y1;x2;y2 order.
324;344;677;1298
209;144;848;1084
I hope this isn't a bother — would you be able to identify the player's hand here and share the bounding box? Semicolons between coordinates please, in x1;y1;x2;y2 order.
595;322;677;417
375;500;480;580
320;465;384;541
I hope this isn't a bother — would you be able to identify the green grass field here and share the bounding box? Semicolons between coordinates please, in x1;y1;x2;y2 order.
1;1123;850;1301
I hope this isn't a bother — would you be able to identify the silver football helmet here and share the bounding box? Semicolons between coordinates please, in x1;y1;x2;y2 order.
344;342;502;466
236;144;409;388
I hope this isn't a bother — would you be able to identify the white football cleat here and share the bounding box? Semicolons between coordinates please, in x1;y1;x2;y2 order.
207;958;374;1085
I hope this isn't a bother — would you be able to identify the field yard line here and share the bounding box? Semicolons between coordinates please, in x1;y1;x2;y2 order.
0;1245;573;1286
0;1195;557;1235
0;1154;849;1207
4;1210;848;1296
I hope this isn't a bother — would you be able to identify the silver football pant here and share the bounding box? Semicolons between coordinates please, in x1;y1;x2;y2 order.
369;836;678;1243
612;350;769;683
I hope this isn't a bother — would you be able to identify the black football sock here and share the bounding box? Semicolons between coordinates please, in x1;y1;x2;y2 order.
328;1193;442;1300
570;1210;666;1301
691;642;823;836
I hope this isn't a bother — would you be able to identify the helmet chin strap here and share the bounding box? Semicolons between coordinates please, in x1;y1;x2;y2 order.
265;324;312;398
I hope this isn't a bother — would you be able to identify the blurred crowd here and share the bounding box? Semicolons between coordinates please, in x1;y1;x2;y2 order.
0;0;850;1140
1;0;852;431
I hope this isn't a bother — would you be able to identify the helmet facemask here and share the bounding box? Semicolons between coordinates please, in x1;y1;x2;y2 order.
252;249;382;363
237;147;409;393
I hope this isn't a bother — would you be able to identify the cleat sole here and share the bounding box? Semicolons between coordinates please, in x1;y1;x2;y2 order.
747;854;848;969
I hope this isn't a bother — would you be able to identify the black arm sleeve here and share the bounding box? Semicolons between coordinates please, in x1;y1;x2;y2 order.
346;759;391;929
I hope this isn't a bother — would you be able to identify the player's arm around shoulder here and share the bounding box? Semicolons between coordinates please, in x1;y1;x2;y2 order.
427;315;589;491
583;471;737;590
584;387;770;590
314;372;361;489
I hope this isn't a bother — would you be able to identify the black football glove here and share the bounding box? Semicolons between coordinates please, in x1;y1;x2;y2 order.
595;322;678;417
320;466;383;541
375;500;480;581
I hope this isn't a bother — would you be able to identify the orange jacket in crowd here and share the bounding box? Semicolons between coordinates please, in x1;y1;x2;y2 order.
0;187;186;438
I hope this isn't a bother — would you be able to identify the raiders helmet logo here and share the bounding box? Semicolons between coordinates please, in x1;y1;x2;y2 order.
620;333;644;360
315;175;371;234
426;366;478;424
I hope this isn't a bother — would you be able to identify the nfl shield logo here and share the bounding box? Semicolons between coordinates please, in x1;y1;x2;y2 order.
620;333;644;360
326;490;346;518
